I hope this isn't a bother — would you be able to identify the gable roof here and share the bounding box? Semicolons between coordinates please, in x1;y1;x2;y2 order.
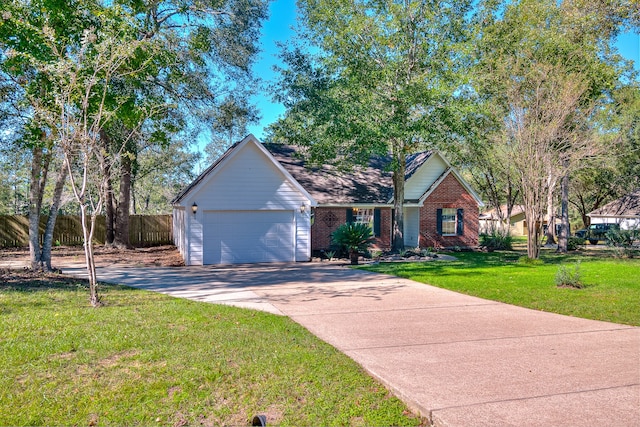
264;143;435;205
588;189;640;218
172;135;316;206
479;205;526;221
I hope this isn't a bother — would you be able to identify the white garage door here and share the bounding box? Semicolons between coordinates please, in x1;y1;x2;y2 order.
203;211;295;264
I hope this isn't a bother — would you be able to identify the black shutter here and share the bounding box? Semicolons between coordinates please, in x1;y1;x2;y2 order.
436;209;443;235
346;208;354;224
373;208;381;237
457;208;464;235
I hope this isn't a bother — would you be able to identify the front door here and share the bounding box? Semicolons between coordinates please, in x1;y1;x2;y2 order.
403;207;420;248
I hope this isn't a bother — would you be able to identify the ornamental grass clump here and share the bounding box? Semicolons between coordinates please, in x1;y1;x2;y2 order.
555;262;583;289
479;230;513;251
331;222;374;265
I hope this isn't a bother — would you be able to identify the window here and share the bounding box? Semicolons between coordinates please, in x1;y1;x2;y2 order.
354;208;374;227
437;208;464;236
441;208;457;235
347;208;381;237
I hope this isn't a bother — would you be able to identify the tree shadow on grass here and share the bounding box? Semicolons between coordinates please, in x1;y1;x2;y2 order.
0;268;131;293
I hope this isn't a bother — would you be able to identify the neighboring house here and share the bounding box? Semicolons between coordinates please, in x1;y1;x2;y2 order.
587;189;640;230
173;134;483;265
479;205;549;237
479;205;527;236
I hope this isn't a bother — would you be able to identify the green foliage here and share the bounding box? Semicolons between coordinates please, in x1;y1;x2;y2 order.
368;249;382;259
555;262;583;288
567;236;585;251
324;250;336;261
362;251;640;326
606;228;639;248
0;275;421;426
467;0;633;259
270;0;475;250
606;228;639;258
331;222;374;253
479;231;513;251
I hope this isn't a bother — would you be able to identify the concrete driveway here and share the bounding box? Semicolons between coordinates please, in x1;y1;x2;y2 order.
64;262;640;427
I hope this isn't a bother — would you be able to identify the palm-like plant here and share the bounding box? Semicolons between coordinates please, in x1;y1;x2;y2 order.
331;222;374;265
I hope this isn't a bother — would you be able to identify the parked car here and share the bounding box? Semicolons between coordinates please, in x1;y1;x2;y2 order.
574;223;620;245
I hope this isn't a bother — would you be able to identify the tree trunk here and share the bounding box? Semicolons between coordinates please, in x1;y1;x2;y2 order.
544;176;557;245
131;177;138;214
349;250;359;265
114;150;133;249
391;150;406;252
557;172;570;253
525;208;542;259
99;130;115;245
40;161;68;270
79;203;101;307
28;145;50;270
104;178;116;245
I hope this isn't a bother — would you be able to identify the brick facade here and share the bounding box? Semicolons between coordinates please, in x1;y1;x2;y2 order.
311;173;479;251
311;208;347;251
311;207;392;252
419;173;479;248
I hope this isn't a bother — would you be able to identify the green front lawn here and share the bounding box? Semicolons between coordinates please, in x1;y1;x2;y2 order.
362;251;640;326
0;272;422;426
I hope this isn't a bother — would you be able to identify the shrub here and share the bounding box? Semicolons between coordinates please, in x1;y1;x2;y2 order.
555;262;583;288
369;249;382;259
606;228;639;258
567;236;585;251
331;223;374;265
606;228;638;247
479;231;513;251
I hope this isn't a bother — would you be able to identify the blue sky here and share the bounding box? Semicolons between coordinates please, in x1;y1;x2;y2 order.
243;0;639;141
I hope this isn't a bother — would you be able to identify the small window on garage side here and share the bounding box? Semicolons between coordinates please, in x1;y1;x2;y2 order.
437;208;464;236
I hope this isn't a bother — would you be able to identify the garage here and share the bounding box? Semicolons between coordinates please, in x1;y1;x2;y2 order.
172;135;316;265
203;210;295;264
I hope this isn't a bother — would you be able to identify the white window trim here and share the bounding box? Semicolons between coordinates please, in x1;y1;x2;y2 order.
441;208;458;236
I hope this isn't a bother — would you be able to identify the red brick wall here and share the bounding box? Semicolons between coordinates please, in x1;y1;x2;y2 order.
419;173;479;248
378;208;392;250
311;208;346;251
311;207;392;251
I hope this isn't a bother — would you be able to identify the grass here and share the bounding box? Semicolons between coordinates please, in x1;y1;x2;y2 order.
361;251;640;326
0;272;423;426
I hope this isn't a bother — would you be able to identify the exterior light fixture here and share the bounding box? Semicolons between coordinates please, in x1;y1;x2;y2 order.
191;202;198;215
300;203;307;214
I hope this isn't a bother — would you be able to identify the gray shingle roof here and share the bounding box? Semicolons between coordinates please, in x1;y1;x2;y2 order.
589;189;640;217
264;143;433;205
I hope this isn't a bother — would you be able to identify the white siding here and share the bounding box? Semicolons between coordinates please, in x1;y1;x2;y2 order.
173;207;186;257
590;217;640;230
188;213;203;265
176;138;313;265
295;210;312;261
404;207;420;247
405;155;447;200
191;142;308;211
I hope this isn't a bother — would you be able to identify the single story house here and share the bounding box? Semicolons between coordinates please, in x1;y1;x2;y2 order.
172;134;483;265
587;189;640;230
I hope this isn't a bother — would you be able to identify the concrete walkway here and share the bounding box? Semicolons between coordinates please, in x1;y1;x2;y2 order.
63;262;640;427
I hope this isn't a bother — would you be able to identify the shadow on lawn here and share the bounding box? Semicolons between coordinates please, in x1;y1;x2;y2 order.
0;268;131;293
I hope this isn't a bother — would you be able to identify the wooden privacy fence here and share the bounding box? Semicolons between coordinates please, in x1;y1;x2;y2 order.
0;215;173;248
